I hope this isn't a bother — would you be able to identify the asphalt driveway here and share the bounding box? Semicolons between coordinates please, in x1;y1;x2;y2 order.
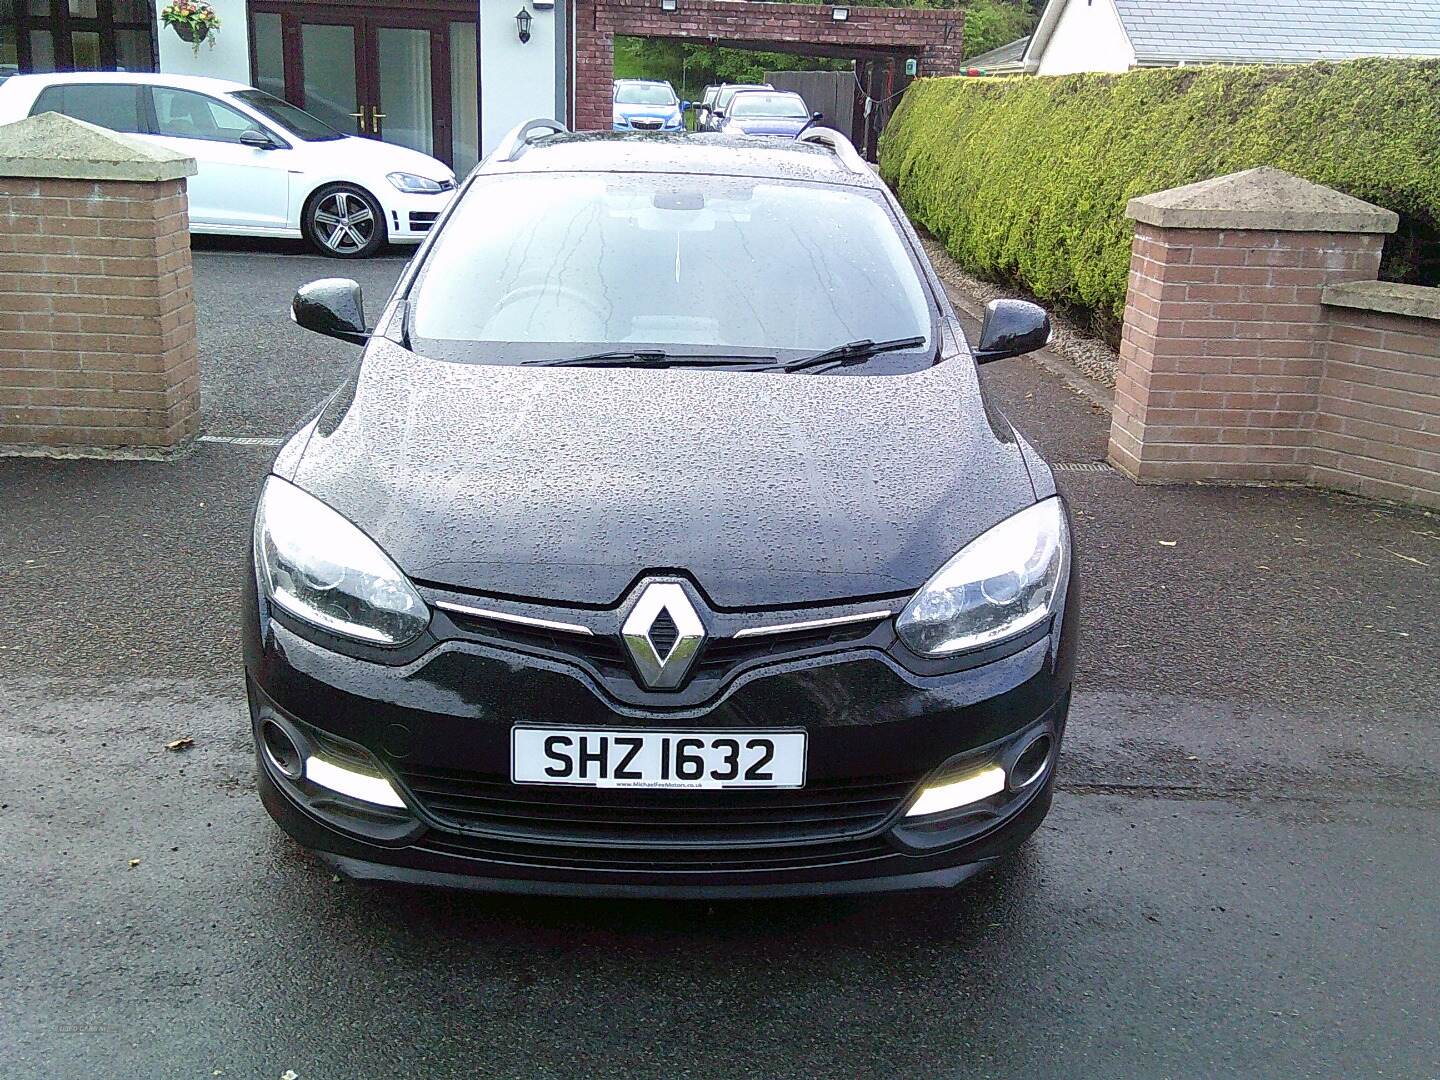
1;240;1436;1079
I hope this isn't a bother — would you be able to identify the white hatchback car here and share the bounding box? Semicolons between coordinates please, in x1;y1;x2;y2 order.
0;72;457;258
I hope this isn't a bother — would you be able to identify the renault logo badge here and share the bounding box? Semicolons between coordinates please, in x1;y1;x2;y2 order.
622;582;706;689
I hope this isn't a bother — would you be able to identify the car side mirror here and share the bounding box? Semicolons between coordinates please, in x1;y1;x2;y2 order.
713;110;725;120
239;128;278;150
973;299;1051;364
681;100;692;111
811;111;824;121
292;278;369;345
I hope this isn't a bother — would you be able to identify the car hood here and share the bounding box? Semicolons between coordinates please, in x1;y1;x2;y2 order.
303;135;454;182
730;117;810;136
287;339;1035;609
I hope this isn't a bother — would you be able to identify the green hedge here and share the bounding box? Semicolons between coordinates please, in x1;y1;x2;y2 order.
879;59;1440;337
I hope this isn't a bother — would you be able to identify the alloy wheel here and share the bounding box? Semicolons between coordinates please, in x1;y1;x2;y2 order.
312;190;377;255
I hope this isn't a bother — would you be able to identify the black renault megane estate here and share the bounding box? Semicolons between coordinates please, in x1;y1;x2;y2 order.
244;121;1076;897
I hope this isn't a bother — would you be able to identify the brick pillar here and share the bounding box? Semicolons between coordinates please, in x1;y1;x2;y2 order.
1109;167;1398;485
0;112;199;455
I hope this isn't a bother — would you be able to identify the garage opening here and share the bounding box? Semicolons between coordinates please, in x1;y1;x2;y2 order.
575;0;964;158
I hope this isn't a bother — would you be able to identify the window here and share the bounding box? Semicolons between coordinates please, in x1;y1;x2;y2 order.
730;93;809;119
231;89;341;142
7;0;154;73
31;81;145;132
410;173;933;368
151;87;266;143
1;0;19;76
714;85;768;112
614;83;676;106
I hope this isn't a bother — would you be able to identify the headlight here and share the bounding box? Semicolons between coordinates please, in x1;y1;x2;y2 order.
254;476;429;646
896;499;1068;657
386;171;444;194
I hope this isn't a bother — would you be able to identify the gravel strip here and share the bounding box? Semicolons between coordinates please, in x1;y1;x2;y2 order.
918;235;1120;390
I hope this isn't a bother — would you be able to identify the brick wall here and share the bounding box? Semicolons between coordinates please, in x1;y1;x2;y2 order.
1112;223;1384;483
0;176;199;451
1314;302;1440;505
1109;169;1439;509
574;0;963;132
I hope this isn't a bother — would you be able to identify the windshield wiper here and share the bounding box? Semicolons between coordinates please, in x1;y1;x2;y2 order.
766;336;927;374
524;349;776;369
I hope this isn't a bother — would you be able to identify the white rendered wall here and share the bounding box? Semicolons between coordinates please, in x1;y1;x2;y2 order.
479;1;558;155
155;0;251;83
1035;0;1135;76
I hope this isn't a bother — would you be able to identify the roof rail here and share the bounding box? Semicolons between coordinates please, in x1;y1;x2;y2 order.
795;127;870;176
494;118;568;163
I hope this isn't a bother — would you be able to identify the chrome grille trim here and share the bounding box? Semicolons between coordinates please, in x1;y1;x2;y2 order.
732;610;893;640
433;600;594;637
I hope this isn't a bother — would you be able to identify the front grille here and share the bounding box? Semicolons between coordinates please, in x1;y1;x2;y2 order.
694;621;876;673
408;211;440;232
630;119;663;130
442;608;629;673
402;768;916;848
417;832;895;872
440;606;878;683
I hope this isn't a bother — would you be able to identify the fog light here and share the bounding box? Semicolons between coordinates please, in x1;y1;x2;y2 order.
1009;732;1053;791
906;765;1006;817
260;718;303;780
306;756;407;808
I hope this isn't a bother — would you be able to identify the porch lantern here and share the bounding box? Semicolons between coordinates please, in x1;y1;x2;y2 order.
515;7;533;43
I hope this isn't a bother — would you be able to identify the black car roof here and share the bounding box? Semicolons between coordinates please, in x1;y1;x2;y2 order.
478;131;881;189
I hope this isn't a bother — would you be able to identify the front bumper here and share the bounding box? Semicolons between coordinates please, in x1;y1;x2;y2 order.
244;563;1076;897
376;186;456;244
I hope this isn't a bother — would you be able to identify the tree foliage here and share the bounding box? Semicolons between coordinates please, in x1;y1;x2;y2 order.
879;59;1440;337
961;0;1035;60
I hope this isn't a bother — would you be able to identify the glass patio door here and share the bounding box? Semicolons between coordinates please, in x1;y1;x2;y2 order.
374;25;433;157
248;3;477;169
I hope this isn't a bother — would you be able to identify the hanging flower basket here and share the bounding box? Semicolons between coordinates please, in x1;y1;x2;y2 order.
160;0;221;55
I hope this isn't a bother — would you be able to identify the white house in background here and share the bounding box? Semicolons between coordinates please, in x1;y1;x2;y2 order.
2;0;569;169
985;0;1440;77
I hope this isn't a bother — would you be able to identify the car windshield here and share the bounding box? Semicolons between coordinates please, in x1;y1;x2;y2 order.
730;93;808;119
715;86;766;110
408;172;933;369
615;84;675;105
230;89;345;141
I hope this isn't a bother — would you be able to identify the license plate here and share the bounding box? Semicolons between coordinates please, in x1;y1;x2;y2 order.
511;726;806;789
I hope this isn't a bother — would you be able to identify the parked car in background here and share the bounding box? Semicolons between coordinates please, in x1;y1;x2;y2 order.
611;79;684;132
0;71;456;258
249;120;1073;898
692;83;721;127
699;82;773;132
716;90;821;138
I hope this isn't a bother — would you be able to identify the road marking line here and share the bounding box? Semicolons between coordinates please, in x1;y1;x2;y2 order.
199;435;284;447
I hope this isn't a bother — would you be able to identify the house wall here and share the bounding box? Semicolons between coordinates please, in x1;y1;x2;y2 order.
155;0;251;83
480;1;559;156
1035;0;1134;76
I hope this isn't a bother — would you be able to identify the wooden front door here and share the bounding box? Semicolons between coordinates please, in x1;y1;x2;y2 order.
248;2;478;170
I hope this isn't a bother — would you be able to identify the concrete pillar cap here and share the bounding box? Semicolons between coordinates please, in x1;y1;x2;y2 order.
0;112;196;182
1126;166;1398;234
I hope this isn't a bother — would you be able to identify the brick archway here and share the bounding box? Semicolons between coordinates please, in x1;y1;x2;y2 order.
573;0;964;135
